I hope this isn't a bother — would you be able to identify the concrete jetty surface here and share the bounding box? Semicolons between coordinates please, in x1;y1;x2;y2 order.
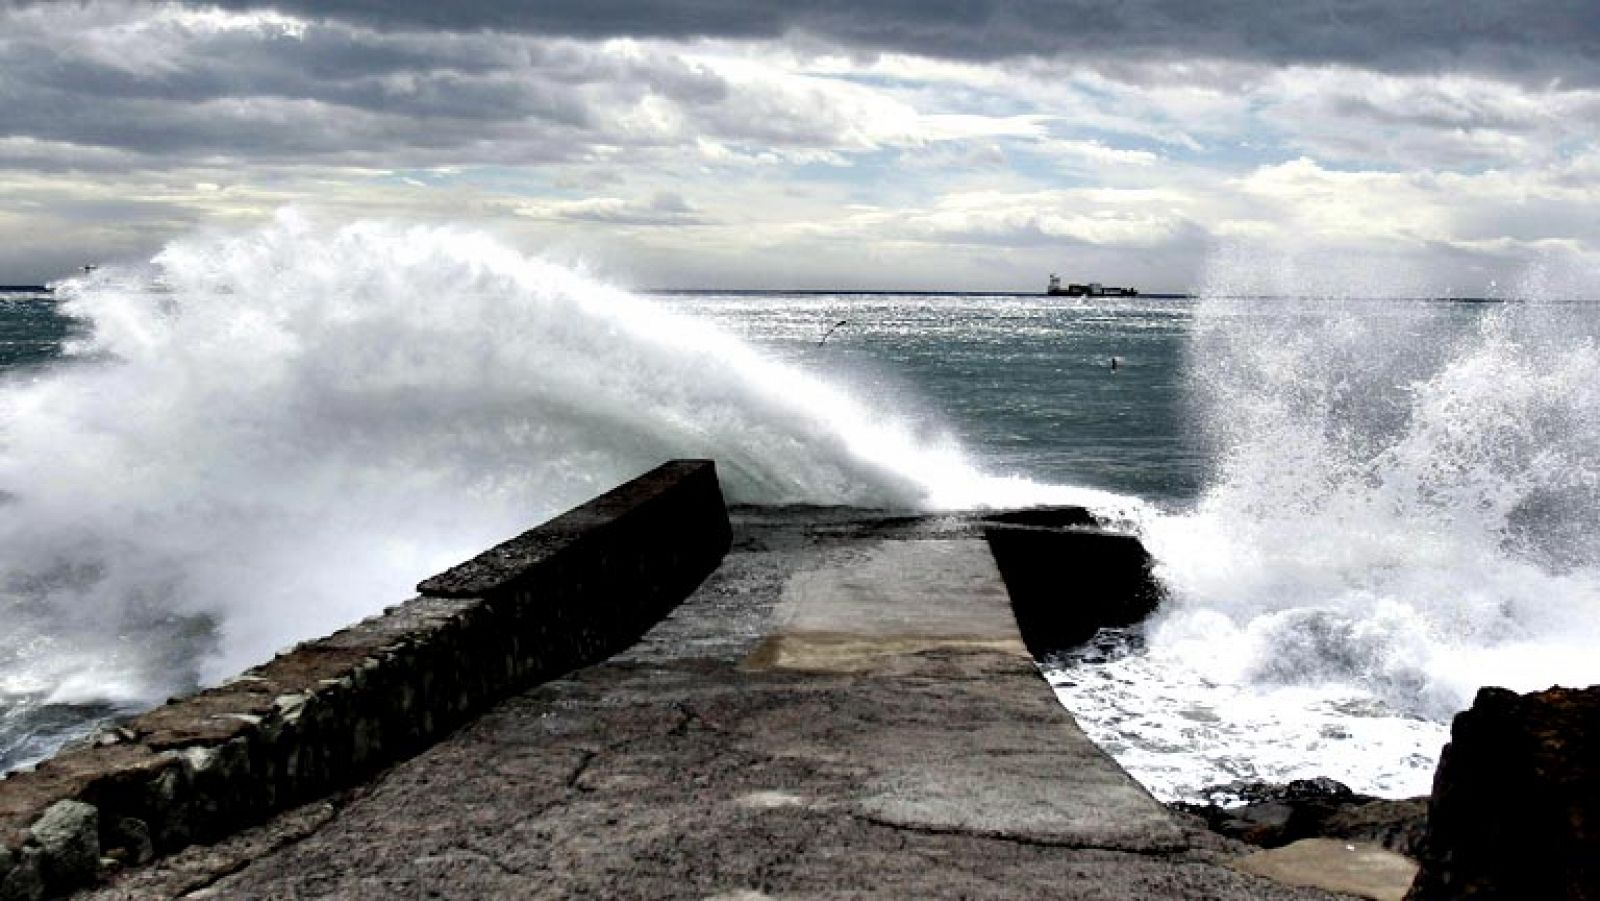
82;506;1351;900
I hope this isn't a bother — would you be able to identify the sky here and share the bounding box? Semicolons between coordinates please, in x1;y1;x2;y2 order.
2;0;1599;293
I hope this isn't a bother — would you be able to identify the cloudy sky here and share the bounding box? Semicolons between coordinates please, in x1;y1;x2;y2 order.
2;0;1598;292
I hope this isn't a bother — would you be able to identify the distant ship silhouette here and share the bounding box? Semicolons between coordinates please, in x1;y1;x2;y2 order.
1047;274;1138;297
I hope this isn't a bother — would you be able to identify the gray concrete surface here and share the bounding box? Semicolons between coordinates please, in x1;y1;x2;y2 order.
82;507;1349;900
3;461;733;900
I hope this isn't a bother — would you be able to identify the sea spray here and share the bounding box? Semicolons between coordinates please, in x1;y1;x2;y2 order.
1050;252;1600;800
0;213;1112;769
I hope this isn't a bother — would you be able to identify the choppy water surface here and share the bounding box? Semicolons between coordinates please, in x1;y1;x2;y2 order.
678;287;1600;799
3;217;1598;804
661;290;1203;503
0;288;76;370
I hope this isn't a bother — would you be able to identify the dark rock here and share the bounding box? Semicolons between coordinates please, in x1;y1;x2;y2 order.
1176;778;1427;857
1176;779;1365;848
1208;800;1297;847
985;522;1162;656
1323;797;1428;859
0;846;43;901
1407;685;1600;900
29;799;98;890
1217;777;1362;806
103;817;153;866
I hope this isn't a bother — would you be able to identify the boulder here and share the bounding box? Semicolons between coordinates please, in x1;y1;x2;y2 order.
1407;685;1600;900
28;799;98;890
0;846;44;901
1177;778;1426;856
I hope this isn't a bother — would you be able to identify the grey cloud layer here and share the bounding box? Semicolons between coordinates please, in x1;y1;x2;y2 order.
4;1;1594;173
182;0;1600;83
0;9;732;167
2;0;1597;288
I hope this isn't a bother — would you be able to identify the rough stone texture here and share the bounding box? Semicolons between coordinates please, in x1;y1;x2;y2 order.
1233;839;1418;901
0;460;730;899
101;819;150;867
1322;799;1429;859
83;508;1347;900
1177;779;1428;858
984;516;1162;656
27;802;96;890
0;846;42;901
1407;685;1600;900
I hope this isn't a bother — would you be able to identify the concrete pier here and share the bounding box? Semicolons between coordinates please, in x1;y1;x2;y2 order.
81;506;1347;900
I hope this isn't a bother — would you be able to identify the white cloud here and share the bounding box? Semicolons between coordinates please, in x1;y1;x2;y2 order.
512;192;708;226
812;188;1201;250
0;2;1598;293
1256;67;1600;167
1044;140;1159;167
1229;156;1600;264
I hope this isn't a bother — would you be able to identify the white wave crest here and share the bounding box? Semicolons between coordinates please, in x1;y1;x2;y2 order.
1054;250;1600;799
0;212;1104;706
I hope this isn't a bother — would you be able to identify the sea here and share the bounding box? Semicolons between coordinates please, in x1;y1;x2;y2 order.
3;216;1599;803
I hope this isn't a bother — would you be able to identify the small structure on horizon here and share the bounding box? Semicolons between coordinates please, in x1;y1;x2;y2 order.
1047;274;1138;297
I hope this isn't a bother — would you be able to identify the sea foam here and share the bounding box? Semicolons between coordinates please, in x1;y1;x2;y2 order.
1051;250;1600;799
0;213;1102;722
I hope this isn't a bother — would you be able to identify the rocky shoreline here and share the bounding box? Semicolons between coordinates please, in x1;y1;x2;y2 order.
1173;684;1600;899
1172;778;1427;858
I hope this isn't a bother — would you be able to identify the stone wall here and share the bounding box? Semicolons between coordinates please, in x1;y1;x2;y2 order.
0;460;731;900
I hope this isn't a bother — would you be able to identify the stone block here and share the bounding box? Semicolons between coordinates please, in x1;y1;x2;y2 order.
984;520;1161;655
29;800;97;890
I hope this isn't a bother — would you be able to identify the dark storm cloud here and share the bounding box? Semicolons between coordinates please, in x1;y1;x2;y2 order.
3;0;1594;175
186;0;1600;82
0;7;732;168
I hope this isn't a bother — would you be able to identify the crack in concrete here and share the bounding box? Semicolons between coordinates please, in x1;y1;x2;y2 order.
171;799;344;898
851;811;1196;859
566;749;598;793
557;700;707;796
174;856;259;899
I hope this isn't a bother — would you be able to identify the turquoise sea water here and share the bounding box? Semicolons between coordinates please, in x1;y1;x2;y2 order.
0;289;75;371
656;291;1205;505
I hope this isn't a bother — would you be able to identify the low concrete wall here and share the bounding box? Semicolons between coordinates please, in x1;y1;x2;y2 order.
983;507;1162;657
0;460;730;899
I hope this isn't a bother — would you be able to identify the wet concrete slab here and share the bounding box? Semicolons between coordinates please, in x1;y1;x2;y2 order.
1232;839;1418;901
82;508;1350;900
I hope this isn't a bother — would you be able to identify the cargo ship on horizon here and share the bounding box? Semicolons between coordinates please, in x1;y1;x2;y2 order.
1047;274;1138;297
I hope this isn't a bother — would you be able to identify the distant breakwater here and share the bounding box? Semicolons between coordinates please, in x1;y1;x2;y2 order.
0;460;730;899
